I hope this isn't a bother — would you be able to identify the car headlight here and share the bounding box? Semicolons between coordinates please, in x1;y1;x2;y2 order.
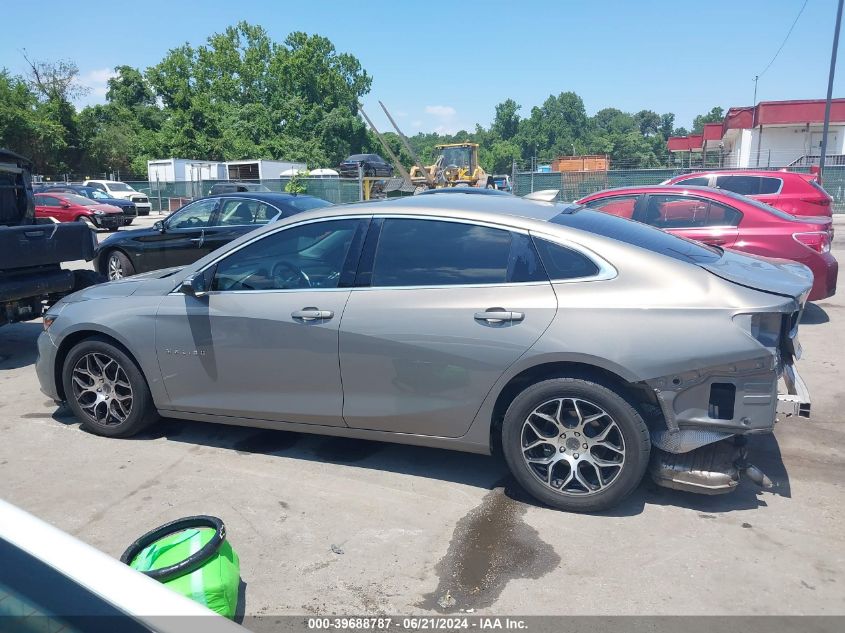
93;210;105;215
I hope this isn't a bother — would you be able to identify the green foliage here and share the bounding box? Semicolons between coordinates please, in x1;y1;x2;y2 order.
692;106;725;133
284;170;307;193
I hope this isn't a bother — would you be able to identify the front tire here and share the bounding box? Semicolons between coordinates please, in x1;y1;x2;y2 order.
501;377;650;512
62;337;158;438
106;250;135;280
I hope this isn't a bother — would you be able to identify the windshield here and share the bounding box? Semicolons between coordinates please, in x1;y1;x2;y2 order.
346;154;368;162
87;189;110;199
104;182;134;192
285;196;334;212
438;146;472;168
550;206;722;264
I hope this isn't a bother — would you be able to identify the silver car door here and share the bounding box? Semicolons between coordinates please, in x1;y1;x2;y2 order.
339;217;557;438
155;217;368;425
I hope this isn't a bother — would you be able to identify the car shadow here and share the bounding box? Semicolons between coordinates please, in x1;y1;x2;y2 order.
0;322;43;370
120;416;791;518
801;302;830;325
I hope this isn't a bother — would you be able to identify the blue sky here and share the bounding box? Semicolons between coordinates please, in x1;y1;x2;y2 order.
1;0;843;134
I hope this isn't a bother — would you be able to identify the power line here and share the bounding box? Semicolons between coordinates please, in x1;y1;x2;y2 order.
756;0;810;80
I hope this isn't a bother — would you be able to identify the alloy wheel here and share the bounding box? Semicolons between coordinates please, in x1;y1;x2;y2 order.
521;397;626;495
107;253;124;280
70;352;134;426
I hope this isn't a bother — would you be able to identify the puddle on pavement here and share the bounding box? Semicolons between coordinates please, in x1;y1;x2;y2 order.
419;479;560;613
233;429;300;455
313;437;383;463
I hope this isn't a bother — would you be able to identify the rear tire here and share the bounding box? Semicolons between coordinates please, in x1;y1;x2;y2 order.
501;377;650;512
105;250;135;280
62;337;158;438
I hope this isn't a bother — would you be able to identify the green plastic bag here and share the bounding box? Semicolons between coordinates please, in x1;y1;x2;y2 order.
126;521;240;619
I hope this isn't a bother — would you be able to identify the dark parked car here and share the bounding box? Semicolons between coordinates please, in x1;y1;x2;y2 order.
39;185;138;225
208;181;272;195
338;154;393;178
94;192;332;279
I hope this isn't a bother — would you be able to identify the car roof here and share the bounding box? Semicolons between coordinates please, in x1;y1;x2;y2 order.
416;187;513;197
671;170;802;179
580;184;725;197
205;191;320;204
275;191;565;228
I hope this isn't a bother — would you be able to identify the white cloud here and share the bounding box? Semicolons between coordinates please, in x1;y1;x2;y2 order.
75;68;117;105
434;124;457;135
425;105;457;119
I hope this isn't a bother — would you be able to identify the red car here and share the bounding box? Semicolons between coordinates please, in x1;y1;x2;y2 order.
662;170;833;218
576;185;837;300
34;192;125;231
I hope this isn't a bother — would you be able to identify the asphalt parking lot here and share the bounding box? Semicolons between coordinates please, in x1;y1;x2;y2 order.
1;215;844;617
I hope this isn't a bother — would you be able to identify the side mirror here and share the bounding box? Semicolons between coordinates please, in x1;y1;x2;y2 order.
179;267;214;298
153;220;165;233
60;201;71;208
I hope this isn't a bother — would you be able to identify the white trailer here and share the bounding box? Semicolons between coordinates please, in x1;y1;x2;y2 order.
147;159;227;182
225;160;307;180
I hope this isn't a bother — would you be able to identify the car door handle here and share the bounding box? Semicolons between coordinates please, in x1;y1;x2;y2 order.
474;309;524;324
292;308;334;321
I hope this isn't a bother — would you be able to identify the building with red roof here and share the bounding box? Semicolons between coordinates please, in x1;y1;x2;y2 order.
668;99;845;168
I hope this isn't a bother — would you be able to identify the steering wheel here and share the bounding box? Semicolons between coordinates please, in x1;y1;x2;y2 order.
271;261;311;289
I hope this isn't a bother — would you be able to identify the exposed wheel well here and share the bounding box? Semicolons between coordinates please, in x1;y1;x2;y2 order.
54;330;139;401
488;361;658;456
97;247;128;274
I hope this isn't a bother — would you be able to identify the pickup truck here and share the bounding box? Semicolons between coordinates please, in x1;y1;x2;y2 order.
1;149;102;327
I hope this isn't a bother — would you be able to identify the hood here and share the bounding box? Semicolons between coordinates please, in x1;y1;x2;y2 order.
701;248;813;301
60;267;185;303
90;203;123;214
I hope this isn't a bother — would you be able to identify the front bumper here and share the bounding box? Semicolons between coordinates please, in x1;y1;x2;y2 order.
92;214;124;229
35;329;61;401
134;203;152;216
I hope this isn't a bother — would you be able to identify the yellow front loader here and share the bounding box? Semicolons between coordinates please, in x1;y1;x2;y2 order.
409;143;493;189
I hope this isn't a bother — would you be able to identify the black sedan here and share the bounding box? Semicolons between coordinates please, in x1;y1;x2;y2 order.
94;192;332;280
39;185;139;225
338;154;394;178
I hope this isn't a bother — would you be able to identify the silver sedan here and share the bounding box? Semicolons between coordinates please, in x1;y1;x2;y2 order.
36;193;813;512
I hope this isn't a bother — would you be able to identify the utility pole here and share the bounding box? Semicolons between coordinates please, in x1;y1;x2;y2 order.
820;0;844;180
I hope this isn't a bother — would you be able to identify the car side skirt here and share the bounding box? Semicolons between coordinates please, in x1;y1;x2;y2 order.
156;408;493;455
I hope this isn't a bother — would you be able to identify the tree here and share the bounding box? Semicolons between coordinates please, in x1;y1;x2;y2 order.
659;113;675;138
692;106;724;133
491;99;520;141
633;110;661;137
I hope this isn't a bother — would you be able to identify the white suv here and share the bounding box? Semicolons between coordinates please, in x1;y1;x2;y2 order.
83;180;152;215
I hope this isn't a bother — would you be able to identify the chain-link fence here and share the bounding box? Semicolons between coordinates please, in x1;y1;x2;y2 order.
512;166;845;213
121;178;383;213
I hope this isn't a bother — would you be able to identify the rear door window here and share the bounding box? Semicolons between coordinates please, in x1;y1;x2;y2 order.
582;195;639;219
715;175;782;195
643;195;741;228
371;219;512;287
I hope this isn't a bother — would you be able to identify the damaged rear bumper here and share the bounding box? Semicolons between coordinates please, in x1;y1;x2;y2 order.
646;358;810;495
777;361;811;419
